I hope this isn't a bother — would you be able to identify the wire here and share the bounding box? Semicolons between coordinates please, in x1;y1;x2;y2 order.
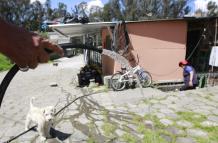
186;21;210;61
186;35;204;61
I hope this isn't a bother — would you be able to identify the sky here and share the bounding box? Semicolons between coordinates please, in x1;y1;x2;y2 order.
31;0;109;11
31;0;218;13
194;0;218;11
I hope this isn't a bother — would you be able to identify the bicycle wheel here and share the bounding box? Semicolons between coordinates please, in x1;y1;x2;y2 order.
140;71;152;87
110;72;126;91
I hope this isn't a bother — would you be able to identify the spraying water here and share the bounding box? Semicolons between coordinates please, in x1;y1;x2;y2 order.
102;49;144;95
102;49;132;70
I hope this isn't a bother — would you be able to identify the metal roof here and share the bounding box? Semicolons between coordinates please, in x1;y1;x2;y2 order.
49;17;218;37
49;22;116;37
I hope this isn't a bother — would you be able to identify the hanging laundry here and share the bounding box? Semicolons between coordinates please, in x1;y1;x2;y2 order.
209;46;218;67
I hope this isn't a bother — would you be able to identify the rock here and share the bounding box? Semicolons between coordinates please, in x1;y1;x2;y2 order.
212;109;218;115
159;108;175;114
55;120;75;134
49;82;58;87
115;129;125;136
166;127;185;136
186;129;208;138
176;120;193;128
144;120;154;129
176;137;196;143
75;114;90;124
194;109;211;115
160;119;173;126
160;134;172;142
127;124;137;131
208;115;218;123
201;121;218;127
46;138;62;143
155;113;166;119
166;113;179;119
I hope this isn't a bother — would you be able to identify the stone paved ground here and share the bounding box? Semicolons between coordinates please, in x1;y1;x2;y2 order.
0;55;218;143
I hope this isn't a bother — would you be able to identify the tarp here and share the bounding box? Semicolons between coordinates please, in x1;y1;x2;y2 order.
209;46;218;67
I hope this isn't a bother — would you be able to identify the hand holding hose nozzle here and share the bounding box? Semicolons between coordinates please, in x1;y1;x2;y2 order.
0;19;64;107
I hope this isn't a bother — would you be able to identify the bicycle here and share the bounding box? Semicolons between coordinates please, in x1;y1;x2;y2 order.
110;65;152;91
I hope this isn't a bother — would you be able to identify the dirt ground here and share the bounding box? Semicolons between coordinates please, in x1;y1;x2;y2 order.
0;55;217;143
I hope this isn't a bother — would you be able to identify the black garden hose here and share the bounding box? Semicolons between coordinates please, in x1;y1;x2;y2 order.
0;64;19;107
0;44;102;108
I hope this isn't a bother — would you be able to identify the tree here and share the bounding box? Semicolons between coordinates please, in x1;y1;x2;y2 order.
195;8;205;17
89;5;103;22
0;0;31;26
51;2;68;19
100;0;191;21
161;0;190;18
101;3;113;21
0;0;48;31
28;1;44;30
44;0;53;20
207;1;218;17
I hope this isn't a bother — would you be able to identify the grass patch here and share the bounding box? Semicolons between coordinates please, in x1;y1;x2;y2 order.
121;133;137;143
144;114;165;129
194;137;210;143
102;109;109;122
142;129;168;143
177;111;218;142
132;114;144;124
177;111;206;127
101;122;116;137
137;123;147;133
121;123;131;132
0;54;13;71
204;95;213;101
87;137;96;143
198;126;218;143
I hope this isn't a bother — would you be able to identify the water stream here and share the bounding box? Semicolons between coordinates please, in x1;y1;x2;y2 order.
102;49;132;70
102;49;144;95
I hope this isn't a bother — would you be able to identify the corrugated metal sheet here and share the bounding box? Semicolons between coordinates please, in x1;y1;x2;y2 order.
49;22;116;37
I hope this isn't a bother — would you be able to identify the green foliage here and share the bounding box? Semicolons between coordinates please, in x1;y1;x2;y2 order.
0;54;13;71
0;0;68;31
38;32;48;39
121;133;137;143
144;114;165;129
177;111;207;128
101;122;116;137
177;111;218;142
101;0;191;21
198;126;218;143
142;129;168;143
207;1;218;17
87;137;96;143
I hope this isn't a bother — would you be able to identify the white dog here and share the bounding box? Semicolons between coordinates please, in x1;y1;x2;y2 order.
25;97;56;141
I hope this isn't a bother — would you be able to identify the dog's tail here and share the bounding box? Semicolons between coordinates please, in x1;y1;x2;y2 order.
30;97;35;108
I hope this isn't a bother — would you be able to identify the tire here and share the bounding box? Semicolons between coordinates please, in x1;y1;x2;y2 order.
110;72;126;91
139;71;152;87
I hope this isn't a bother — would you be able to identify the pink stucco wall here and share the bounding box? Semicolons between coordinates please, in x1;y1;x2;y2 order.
102;20;187;82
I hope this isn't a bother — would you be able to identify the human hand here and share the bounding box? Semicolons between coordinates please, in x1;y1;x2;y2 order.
189;81;193;87
0;20;64;69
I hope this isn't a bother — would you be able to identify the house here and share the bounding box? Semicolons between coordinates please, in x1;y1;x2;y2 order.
102;17;218;83
50;17;218;83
